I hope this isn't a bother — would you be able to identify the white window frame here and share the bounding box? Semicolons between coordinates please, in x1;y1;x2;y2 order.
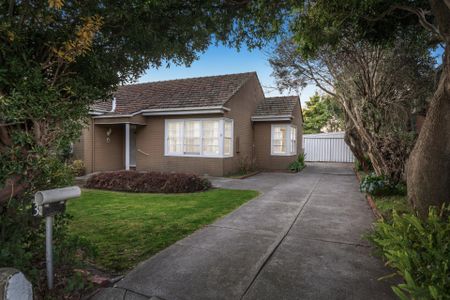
271;124;297;156
164;118;234;158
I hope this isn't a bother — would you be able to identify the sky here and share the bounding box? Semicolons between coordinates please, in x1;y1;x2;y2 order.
138;44;318;108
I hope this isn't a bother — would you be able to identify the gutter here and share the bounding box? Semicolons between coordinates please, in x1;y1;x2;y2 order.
91;106;230;118
251;115;293;122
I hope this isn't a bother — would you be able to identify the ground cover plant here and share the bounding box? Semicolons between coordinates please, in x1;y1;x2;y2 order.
85;171;211;193
369;206;450;300
372;195;410;221
67;188;259;272
360;173;407;197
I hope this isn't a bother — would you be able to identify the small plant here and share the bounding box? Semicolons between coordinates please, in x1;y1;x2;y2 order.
86;171;211;193
368;206;450;300
70;160;86;176
289;153;306;172
238;155;255;175
360;173;405;196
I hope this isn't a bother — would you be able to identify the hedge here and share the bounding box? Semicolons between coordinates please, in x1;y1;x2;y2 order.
85;171;211;193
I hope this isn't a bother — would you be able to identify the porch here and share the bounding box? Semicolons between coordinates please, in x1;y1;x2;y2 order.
91;116;146;172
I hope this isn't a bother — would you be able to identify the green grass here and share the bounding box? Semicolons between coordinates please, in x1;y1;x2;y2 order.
373;194;410;220
67;188;259;272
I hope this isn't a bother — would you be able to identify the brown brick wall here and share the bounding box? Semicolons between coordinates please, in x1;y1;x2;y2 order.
254;102;303;171
223;75;265;175
93;124;124;171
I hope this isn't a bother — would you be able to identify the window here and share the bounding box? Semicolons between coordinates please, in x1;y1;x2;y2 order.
224;119;233;156
202;120;220;155
290;127;297;154
165;118;233;157
167;121;183;154
184;121;201;154
271;124;297;156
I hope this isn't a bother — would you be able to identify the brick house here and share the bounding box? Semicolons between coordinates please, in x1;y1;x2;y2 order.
73;72;303;176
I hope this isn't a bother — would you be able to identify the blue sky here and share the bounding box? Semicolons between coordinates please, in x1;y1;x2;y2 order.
138;44;318;107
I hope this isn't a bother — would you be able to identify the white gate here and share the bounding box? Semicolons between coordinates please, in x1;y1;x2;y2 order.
303;132;354;162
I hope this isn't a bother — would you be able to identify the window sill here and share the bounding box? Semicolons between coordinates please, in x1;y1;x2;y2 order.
164;154;233;158
271;153;297;157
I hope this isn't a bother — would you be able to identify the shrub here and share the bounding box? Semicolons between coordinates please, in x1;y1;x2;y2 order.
85;171;211;193
238;155;256;175
70;160;86;176
368;206;450;300
289;153;306;172
360;173;406;196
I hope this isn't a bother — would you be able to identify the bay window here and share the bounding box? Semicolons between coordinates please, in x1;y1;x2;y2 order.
271;124;297;156
165;118;233;157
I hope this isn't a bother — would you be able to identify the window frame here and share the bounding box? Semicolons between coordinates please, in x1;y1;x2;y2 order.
164;118;234;158
271;124;297;156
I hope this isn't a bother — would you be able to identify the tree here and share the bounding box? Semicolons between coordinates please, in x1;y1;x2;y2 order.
302;93;344;134
270;35;434;182
0;0;289;293
276;0;450;217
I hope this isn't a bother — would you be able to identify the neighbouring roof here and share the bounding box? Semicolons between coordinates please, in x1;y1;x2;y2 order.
91;72;256;116
253;96;299;118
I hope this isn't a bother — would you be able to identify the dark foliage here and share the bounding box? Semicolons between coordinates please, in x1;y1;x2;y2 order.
360;173;407;196
86;171;211;193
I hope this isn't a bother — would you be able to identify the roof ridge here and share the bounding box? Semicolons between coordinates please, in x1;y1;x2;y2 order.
120;71;257;87
264;95;298;99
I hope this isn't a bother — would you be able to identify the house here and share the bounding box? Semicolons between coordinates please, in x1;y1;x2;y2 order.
73;72;303;176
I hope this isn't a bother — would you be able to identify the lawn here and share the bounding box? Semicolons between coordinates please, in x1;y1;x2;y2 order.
67;188;259;273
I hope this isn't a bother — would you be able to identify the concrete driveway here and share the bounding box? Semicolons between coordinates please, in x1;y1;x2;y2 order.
93;163;396;300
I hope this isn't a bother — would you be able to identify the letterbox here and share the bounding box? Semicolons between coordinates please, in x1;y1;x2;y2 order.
32;186;81;217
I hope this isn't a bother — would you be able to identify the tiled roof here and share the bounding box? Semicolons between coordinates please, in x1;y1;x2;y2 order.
91;72;256;115
253;96;299;117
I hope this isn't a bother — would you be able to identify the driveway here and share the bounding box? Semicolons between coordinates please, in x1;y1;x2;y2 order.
93;163;396;300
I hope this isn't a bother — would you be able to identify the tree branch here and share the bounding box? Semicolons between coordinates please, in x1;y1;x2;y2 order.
366;4;444;41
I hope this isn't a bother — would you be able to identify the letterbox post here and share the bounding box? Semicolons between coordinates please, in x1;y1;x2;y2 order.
33;186;81;290
45;216;54;289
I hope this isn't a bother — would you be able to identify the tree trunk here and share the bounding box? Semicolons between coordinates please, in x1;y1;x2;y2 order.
406;45;450;217
343;115;370;171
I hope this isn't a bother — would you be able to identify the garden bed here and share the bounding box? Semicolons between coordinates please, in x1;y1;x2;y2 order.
85;170;211;193
354;169;409;220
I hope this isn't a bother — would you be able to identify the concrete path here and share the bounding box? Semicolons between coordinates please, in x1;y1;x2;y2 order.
93;163;396;300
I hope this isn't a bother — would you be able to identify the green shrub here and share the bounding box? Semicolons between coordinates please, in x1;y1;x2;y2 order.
289;153;306;172
70;159;86;176
360;173;405;196
368;206;450;300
